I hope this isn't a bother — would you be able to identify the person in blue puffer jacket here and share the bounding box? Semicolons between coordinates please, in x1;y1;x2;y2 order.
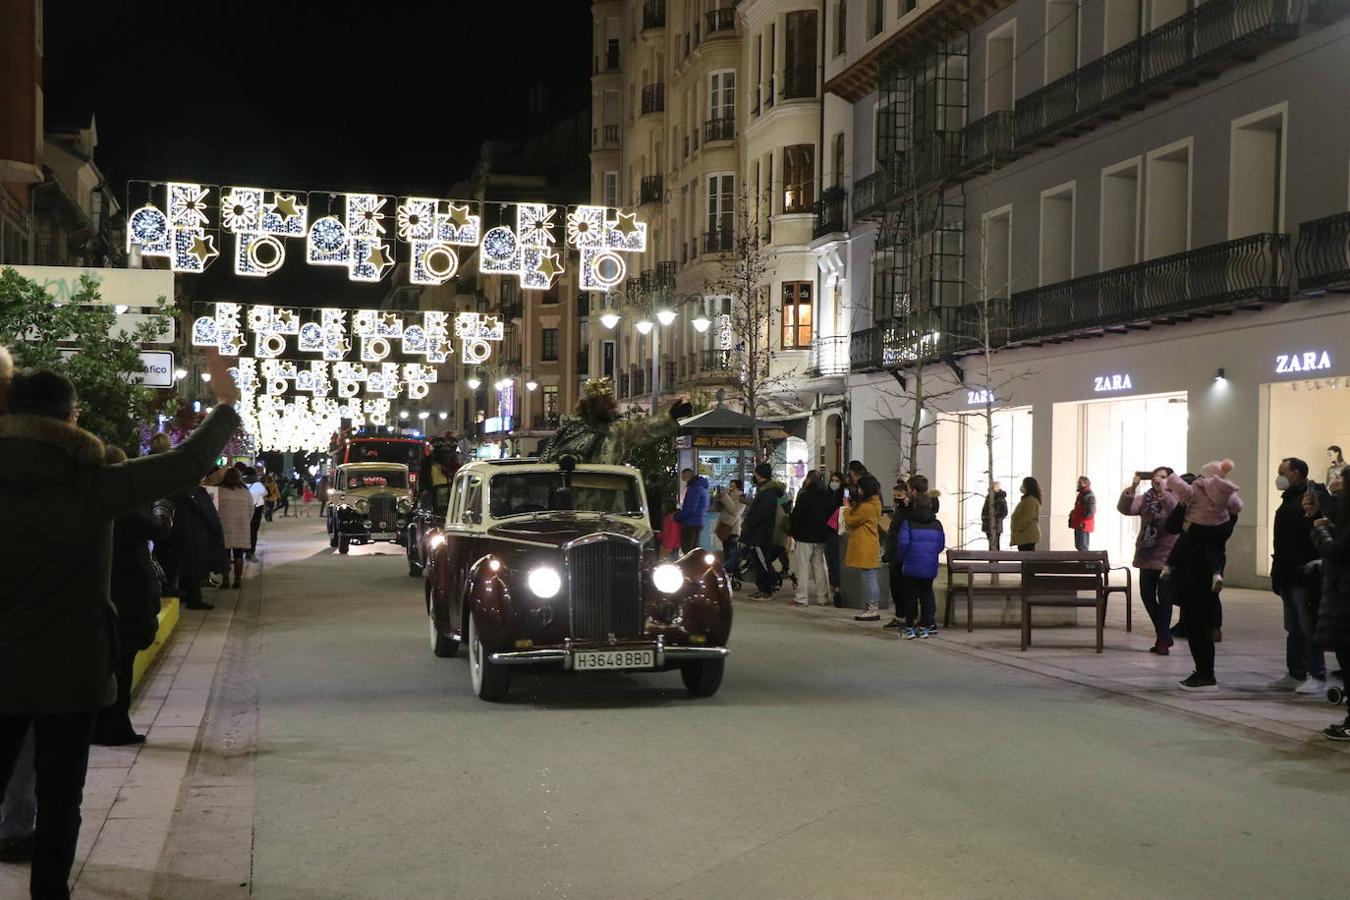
894;475;946;639
675;468;711;554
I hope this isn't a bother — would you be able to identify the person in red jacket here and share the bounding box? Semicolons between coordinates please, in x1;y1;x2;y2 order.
1069;476;1096;551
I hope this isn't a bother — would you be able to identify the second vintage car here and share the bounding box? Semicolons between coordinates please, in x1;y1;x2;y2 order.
328;462;415;554
423;457;732;701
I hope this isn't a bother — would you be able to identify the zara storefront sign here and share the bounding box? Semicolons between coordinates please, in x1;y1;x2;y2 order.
1275;350;1332;375
967;388;995;405
1093;373;1134;393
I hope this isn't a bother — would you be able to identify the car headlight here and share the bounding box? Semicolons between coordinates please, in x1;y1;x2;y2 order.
652;563;684;594
527;566;562;598
397;496;413;513
353;498;369;514
428;533;446;550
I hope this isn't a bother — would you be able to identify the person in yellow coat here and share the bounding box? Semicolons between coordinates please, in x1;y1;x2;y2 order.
1010;476;1043;550
844;473;884;621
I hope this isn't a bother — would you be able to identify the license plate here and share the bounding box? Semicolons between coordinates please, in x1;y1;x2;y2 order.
572;649;654;670
370;532;396;540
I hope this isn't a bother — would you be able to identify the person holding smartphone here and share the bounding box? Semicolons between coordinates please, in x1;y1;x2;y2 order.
1118;468;1179;654
1271;457;1331;694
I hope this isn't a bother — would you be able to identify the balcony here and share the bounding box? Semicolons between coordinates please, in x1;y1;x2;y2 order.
531;415;561;432
705;8;736;35
592;124;620;149
783;186;814;215
594;42;620;74
640;84;665;115
655;259;677;288
639;175;664;205
664;360;678;387
1014;0;1298;148
781;65;816;101
812;187;848;240
1008;233;1290;345
699;348;738;374
576;349;590;375
1295;213;1350;292
705;116;735;143
957;110;1014;176
703;229;734;254
805;335;850;377
618;373;630;398
632;369;646;396
642;0;666;31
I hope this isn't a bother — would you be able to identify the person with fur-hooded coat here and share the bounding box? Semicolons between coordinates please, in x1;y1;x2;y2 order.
541;378;692;465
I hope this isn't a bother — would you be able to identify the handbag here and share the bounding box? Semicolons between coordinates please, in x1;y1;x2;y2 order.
827;507;840;531
714;521;733;542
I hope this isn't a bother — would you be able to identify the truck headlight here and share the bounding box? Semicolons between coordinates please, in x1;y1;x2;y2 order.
527;566;562;599
652;564;684;594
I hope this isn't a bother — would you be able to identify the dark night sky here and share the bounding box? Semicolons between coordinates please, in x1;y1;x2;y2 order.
42;1;592;305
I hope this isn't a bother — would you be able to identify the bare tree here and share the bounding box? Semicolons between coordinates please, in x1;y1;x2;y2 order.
706;193;796;458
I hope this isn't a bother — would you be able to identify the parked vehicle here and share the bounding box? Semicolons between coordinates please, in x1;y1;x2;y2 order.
339;436;428;490
423;458;733;701
327;462;414;554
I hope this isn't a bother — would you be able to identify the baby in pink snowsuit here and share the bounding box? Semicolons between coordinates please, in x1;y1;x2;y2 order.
1163;460;1242;592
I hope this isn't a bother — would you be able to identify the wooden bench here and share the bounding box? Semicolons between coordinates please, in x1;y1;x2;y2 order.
943;550;1134;651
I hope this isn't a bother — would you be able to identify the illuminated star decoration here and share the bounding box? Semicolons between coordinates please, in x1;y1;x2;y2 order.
400;196;477;286
222;187;309;277
127;183;220;272
569;205;646;290
454;311;504;364
306;193;394;282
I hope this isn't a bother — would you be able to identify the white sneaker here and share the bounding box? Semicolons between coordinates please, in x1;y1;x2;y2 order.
1268;675;1303;691
1296;677;1328;695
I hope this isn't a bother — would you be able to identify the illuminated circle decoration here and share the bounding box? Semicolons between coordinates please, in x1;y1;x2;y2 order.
128;206;170;254
463;339;492;365
362;337;391;362
589;250;625;288
247;235;285;273
480;226;519;272
423;244;457;279
308;216;348;258
257;333;287;358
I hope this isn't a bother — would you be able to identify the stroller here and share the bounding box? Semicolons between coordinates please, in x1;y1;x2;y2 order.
723;538;796;595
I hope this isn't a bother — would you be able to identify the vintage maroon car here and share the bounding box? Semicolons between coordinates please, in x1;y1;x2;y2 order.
423;458;732;701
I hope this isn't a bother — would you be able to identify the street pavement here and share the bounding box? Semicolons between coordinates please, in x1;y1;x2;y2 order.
7;516;1349;899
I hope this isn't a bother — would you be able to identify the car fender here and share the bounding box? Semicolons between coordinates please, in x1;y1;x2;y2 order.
464;554;514;649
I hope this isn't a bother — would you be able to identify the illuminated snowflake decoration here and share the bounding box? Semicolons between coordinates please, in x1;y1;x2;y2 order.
347;193;387;238
517;203;557;247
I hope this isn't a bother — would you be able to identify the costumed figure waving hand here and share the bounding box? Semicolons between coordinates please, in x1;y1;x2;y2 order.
541;377;692;465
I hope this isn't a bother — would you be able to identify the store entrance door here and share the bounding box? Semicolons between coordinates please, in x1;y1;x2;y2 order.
936;407;1034;549
1055;393;1188;565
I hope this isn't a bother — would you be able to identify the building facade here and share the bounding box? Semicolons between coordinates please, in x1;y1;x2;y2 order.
0;0;44;265
822;0;1350;585
589;0;853;489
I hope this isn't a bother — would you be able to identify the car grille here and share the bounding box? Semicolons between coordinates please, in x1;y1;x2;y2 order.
566;537;643;640
368;494;397;528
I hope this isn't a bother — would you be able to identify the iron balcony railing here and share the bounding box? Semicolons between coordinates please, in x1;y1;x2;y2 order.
706;7;736;34
805;335;850;377
618;373;630;398
642;0;666;30
1295;213;1350;292
664;360;677;387
850;235;1289;370
1007;233;1290;344
593;125;620;149
781;65;816;100
639;175;664;205
1015;0;1299;146
655;260;677;288
851;170;884;220
632;369;645;396
501;301;522;321
957;110;1014;175
641;84;665;115
703;229;734;253
813;187;848;239
705;116;735;142
699;348;738;373
595;43;620;73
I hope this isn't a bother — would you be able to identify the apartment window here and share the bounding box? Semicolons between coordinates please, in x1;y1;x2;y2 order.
982;206;1013;299
1145;139;1192;259
710;69;735;123
832;131;846;187
783;10;818;100
543;386;559;419
603;172;619;208
765;24;776;106
1044;0;1079;83
834;0;847;57
1039;181;1075;285
781;282;813;349
1100;158;1141;270
868;0;883;37
602;340;616;377
753;34;763;114
1103;0;1140;54
783;145;815;213
1229;105;1286;239
985;22;1016;115
708;172;734;236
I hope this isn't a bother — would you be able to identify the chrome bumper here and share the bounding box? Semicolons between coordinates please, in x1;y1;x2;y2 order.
488;638;729;669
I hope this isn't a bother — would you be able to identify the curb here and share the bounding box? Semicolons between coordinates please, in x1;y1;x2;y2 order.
131;595;181;693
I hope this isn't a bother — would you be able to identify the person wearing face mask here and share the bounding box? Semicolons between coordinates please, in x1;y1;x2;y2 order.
1068;476;1096;551
1271;458;1332;694
1118;467;1179;654
1010;477;1042;551
1309;475;1350;740
891;475;946;639
882;481;914;629
824;471;847;607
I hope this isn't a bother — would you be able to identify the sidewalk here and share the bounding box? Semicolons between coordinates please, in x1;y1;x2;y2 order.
745;582;1350;752
0;593;242;899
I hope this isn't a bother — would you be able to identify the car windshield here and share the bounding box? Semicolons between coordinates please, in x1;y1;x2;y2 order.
349;441;424;469
345;470;407;490
490;472;644;519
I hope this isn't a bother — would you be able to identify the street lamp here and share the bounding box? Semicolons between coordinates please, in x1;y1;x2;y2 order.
399;410;409;419
525;378;539;392
174;368;188;380
467;375;482;390
600;311;620;329
200;372;211;383
438;411;449;421
656;308;676;326
692;314;711;333
634;318;653;335
418;411;429;421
